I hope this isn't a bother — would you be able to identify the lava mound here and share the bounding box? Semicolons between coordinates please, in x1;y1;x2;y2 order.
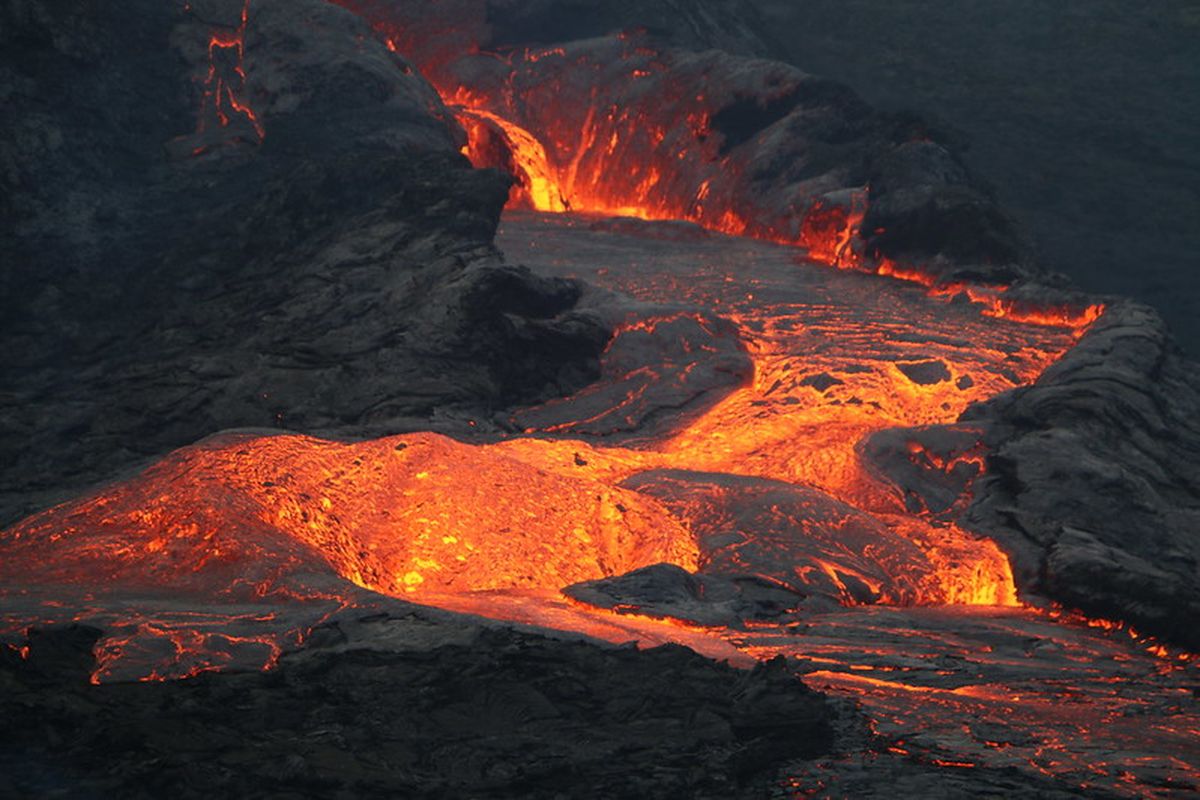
0;431;697;598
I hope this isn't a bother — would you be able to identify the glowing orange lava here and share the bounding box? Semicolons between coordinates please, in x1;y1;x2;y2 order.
2;432;695;598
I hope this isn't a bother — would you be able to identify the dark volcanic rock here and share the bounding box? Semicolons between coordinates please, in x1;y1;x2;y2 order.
862;140;1030;283
0;621;834;799
799;371;844;392
336;0;777;62
863;424;985;516
563;562;803;627
512;305;753;439
0;0;608;524
895;358;953;386
8;625;104;686
962;301;1200;648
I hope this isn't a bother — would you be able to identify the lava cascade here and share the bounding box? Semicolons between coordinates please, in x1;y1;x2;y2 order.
353;11;880;267
441;48;870;265
357;11;1106;334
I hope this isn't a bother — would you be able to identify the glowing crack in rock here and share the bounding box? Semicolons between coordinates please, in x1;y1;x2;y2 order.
193;0;264;150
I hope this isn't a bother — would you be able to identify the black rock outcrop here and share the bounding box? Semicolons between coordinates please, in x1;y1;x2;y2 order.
863;300;1200;648
963;301;1200;648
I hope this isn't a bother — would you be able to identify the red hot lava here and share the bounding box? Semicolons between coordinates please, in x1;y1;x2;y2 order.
346;8;1103;337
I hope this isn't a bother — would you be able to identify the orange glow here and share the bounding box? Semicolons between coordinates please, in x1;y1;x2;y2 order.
968;293;1104;331
3;433;696;599
1045;605;1197;665
798;192;867;268
90;623;284;685
405;39;883;271
456;107;568;211
445;96;849;251
773;605;1200;796
328;4;1107;334
877;259;1105;333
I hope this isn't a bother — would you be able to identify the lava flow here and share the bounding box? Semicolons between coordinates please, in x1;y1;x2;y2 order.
3;212;1189;795
2;211;1091;650
4;7;1195;796
1;3;1122;666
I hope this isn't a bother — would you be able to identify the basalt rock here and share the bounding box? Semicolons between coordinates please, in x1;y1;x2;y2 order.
861;139;1030;282
332;0;778;63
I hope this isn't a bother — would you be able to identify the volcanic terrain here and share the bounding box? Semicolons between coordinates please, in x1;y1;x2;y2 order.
2;1;1197;797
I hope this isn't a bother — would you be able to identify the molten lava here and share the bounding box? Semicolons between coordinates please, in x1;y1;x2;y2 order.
1;210;1091;631
3;432;695;598
387;31;877;270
